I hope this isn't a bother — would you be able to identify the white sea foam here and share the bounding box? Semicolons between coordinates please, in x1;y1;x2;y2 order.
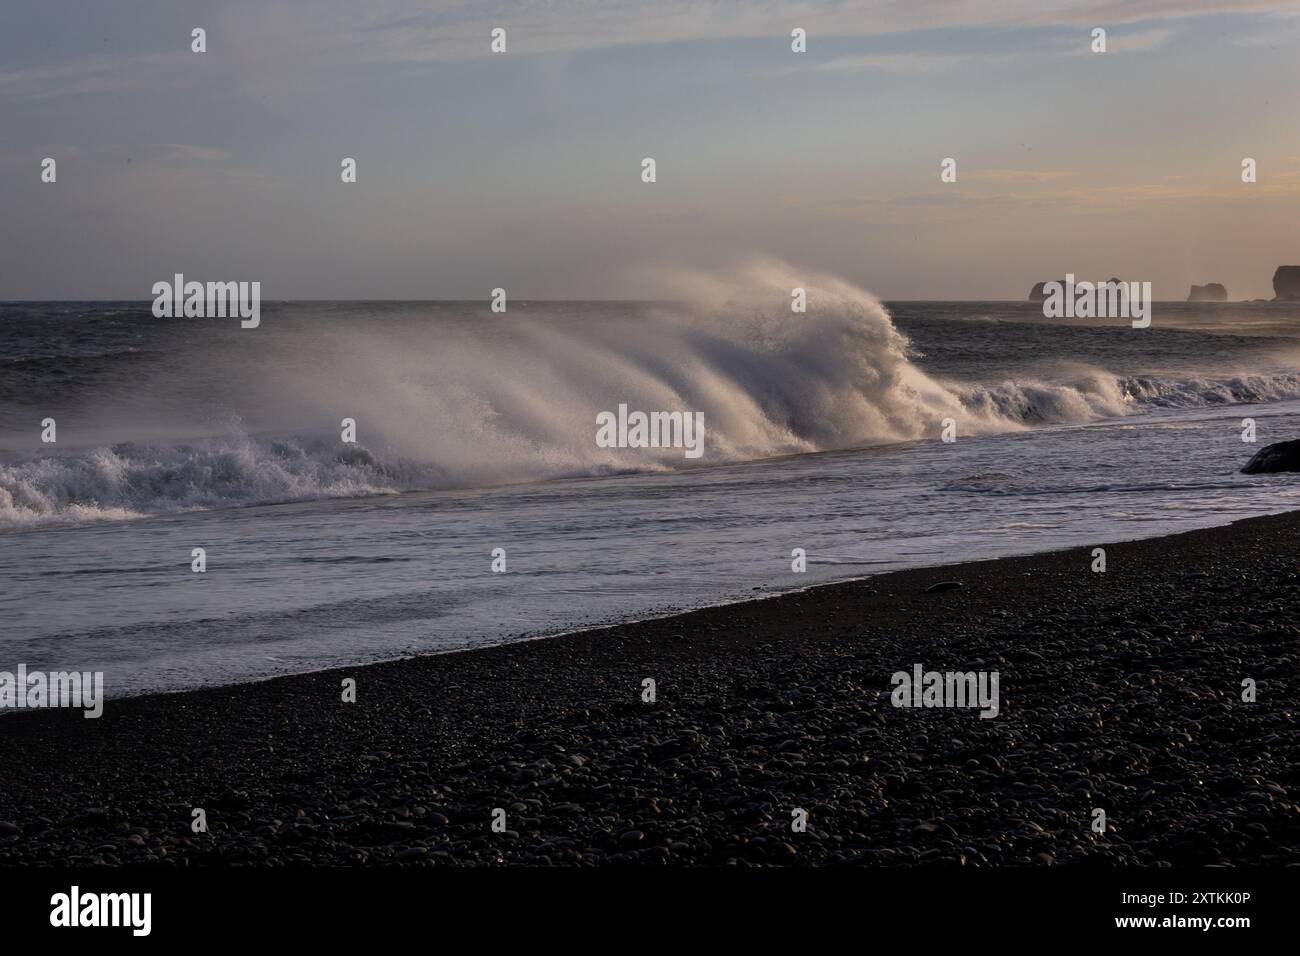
4;262;1300;531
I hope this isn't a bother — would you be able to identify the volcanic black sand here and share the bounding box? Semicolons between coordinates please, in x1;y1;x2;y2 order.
1;511;1297;866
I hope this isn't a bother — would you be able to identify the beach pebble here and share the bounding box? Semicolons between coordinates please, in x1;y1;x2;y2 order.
925;581;963;593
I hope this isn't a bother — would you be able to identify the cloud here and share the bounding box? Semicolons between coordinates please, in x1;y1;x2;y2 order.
302;1;1300;61
1062;25;1181;53
964;169;1077;183
0;142;278;191
0;52;194;101
16;1;1300;80
1107;26;1180;51
4;1;1295;102
791;52;1000;74
1228;12;1300;45
798;172;1300;225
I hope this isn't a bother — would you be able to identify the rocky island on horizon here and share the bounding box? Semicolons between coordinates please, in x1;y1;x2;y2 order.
1188;283;1227;302
1024;268;1300;303
1274;266;1300;301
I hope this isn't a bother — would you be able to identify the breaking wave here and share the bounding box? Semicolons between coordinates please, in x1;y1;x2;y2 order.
956;370;1300;425
4;262;1299;530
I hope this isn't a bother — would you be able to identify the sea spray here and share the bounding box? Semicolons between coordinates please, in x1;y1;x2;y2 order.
595;404;705;458
6;262;1300;531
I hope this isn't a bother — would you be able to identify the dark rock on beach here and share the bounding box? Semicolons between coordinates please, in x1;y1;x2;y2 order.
1241;439;1300;474
1;512;1298;867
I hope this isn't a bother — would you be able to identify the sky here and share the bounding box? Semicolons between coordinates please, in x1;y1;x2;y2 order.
2;0;1299;301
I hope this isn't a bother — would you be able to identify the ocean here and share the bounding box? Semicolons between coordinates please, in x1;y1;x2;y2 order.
5;275;1300;696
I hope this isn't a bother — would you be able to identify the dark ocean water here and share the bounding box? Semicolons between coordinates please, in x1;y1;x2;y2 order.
3;291;1299;695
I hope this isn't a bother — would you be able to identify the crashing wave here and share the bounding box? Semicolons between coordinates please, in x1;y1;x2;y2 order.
4;262;1299;530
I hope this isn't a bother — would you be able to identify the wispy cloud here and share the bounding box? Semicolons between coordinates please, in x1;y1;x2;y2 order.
302;0;1300;61
964;169;1077;183
1062;24;1181;54
4;1;1296;100
800;172;1300;224
0;52;194;101
0;142;278;188
961;169;1081;184
792;52;1000;74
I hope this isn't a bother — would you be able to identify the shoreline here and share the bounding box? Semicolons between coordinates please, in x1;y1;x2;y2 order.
6;502;1294;708
1;511;1297;865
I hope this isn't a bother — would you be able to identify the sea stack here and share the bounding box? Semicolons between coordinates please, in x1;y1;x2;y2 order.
1273;266;1300;301
1029;277;1123;303
1188;283;1227;302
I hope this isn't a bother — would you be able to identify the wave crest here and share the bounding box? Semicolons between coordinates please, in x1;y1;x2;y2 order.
4;263;1299;530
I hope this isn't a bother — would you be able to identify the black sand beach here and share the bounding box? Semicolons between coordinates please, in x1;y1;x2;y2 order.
2;512;1297;867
